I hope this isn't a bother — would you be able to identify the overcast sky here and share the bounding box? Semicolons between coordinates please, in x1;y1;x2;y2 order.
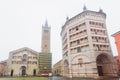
0;0;120;65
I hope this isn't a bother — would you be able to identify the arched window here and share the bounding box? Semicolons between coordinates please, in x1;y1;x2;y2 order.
78;58;83;64
78;58;83;67
23;54;28;60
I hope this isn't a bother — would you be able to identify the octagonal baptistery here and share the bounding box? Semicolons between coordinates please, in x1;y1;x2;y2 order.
61;6;116;78
7;47;38;76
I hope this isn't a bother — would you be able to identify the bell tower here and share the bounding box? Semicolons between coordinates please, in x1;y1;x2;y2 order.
38;20;52;76
41;20;51;53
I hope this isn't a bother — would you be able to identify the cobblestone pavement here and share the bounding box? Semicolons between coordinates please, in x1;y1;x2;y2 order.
48;76;120;80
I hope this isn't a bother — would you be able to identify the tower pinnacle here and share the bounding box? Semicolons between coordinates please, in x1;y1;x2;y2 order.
45;19;48;27
83;5;87;11
99;8;103;13
66;16;69;21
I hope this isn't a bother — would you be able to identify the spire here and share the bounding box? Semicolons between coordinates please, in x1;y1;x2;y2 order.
83;5;87;11
45;19;48;27
99;7;103;13
66;16;69;21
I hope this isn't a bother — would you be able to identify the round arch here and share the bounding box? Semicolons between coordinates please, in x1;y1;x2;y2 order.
21;66;26;76
96;53;113;76
71;54;90;77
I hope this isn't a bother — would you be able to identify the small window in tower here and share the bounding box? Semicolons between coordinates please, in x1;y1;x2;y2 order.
89;21;91;24
96;45;100;51
95;37;98;42
77;40;80;45
76;26;79;31
45;44;47;47
44;30;49;33
95;30;97;34
96;22;98;25
78;58;83;67
101;23;104;27
77;47;81;53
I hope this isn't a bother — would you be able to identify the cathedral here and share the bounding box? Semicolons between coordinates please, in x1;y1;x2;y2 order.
3;21;52;76
8;47;38;76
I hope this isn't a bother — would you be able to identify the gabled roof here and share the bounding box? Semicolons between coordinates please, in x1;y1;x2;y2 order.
10;47;39;55
0;59;7;64
111;31;120;37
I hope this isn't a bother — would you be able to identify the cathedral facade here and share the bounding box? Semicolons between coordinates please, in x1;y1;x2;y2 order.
61;6;116;78
7;47;38;76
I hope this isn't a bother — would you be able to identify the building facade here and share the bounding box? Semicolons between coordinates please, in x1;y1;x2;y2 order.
114;56;119;75
61;6;116;78
0;60;7;76
7;47;38;76
38;20;52;76
53;60;63;76
112;31;120;74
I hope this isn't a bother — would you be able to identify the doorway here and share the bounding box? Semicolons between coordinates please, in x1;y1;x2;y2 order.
10;69;14;77
33;69;36;76
21;66;26;76
97;66;103;76
96;54;112;76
